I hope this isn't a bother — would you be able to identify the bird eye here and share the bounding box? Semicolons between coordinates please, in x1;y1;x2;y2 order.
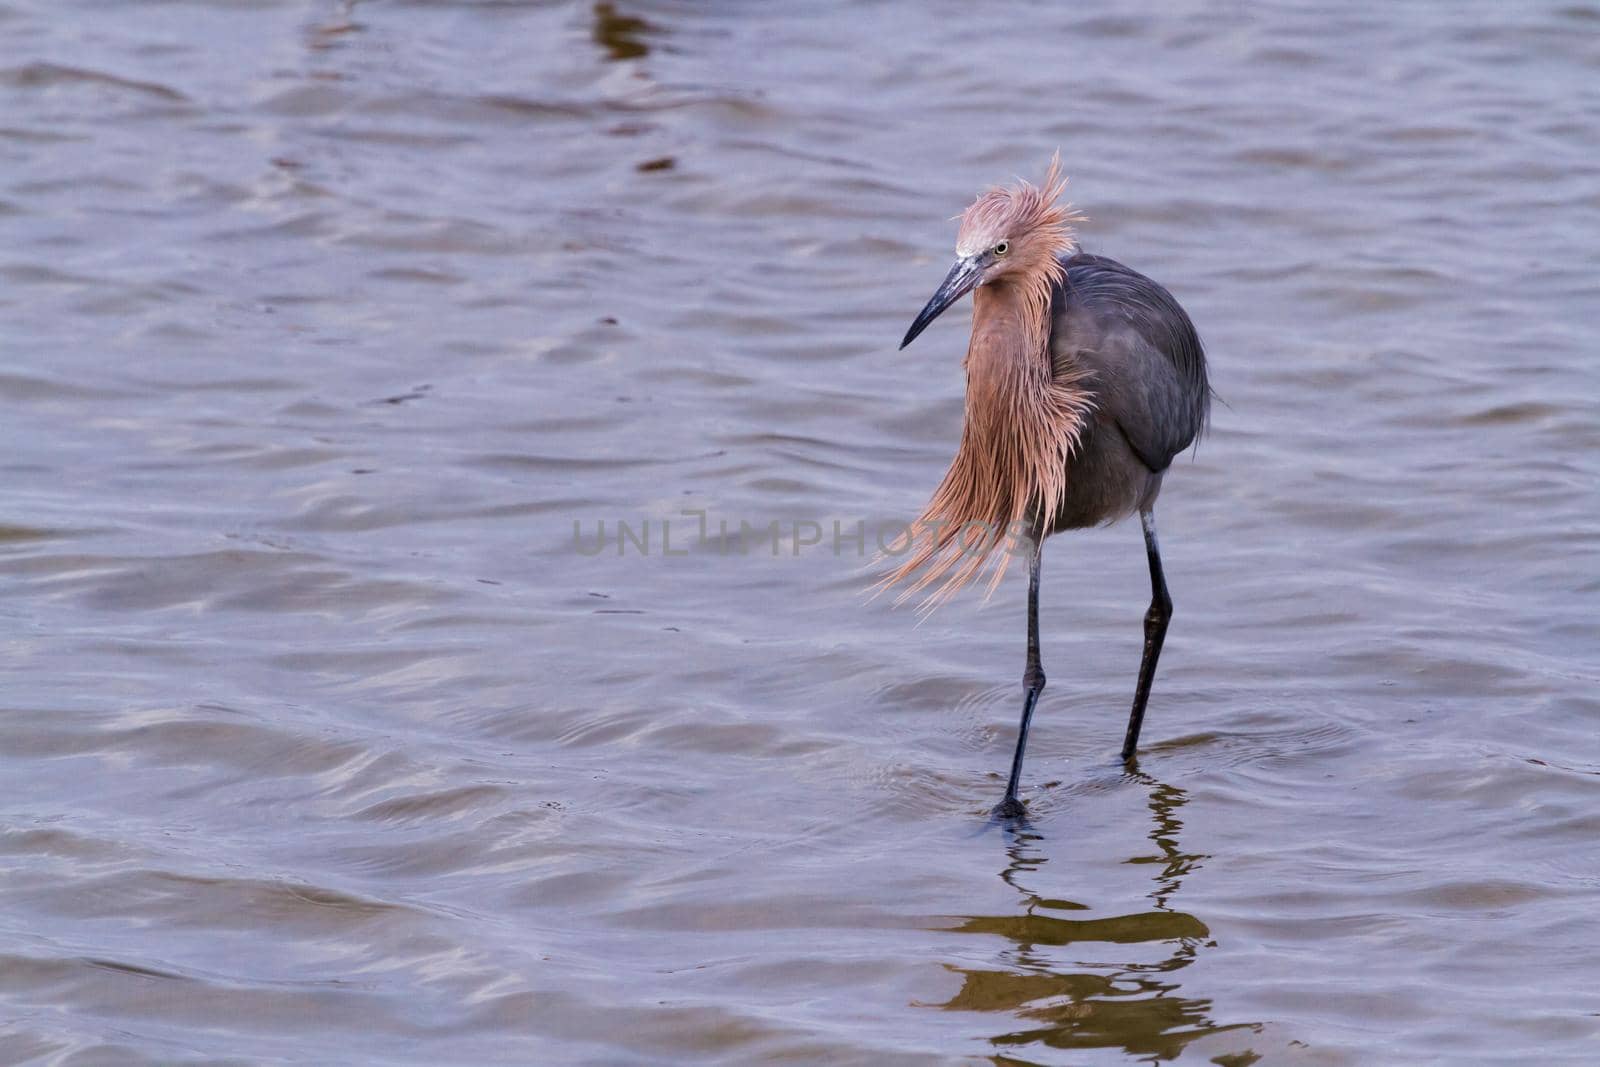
993;240;1010;256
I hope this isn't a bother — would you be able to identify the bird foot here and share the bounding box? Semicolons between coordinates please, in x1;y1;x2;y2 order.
992;795;1027;820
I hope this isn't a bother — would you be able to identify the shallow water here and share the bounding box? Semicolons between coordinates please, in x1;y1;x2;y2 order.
2;2;1598;1063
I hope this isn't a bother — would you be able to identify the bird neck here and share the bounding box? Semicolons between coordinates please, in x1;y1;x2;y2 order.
874;270;1092;610
962;273;1092;548
967;278;1054;388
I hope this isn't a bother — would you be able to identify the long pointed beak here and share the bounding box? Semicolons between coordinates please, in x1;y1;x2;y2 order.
900;256;981;350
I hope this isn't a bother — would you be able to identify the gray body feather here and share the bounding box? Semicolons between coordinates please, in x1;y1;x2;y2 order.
1047;252;1210;530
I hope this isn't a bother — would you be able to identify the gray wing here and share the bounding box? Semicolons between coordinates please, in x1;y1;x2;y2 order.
1050;253;1210;472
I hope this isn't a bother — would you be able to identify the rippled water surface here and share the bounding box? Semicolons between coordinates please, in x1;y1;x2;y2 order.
3;2;1598;1063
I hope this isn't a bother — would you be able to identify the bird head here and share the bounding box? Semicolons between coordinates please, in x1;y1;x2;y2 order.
900;153;1082;350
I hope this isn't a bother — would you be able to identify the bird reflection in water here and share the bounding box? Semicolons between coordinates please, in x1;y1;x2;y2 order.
592;2;656;62
933;770;1261;1062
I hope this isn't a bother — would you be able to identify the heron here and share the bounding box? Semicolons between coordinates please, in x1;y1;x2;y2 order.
886;155;1209;818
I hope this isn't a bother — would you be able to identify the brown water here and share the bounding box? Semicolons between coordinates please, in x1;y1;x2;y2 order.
2;2;1598;1064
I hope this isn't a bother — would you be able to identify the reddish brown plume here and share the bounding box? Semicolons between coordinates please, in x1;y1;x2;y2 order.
955;154;1075;262
879;156;1091;611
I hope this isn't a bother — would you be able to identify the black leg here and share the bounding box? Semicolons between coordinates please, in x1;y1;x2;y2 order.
996;538;1046;818
1121;508;1173;762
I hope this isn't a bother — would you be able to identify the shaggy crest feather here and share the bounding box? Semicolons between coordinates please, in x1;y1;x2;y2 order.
879;155;1092;612
955;154;1078;258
